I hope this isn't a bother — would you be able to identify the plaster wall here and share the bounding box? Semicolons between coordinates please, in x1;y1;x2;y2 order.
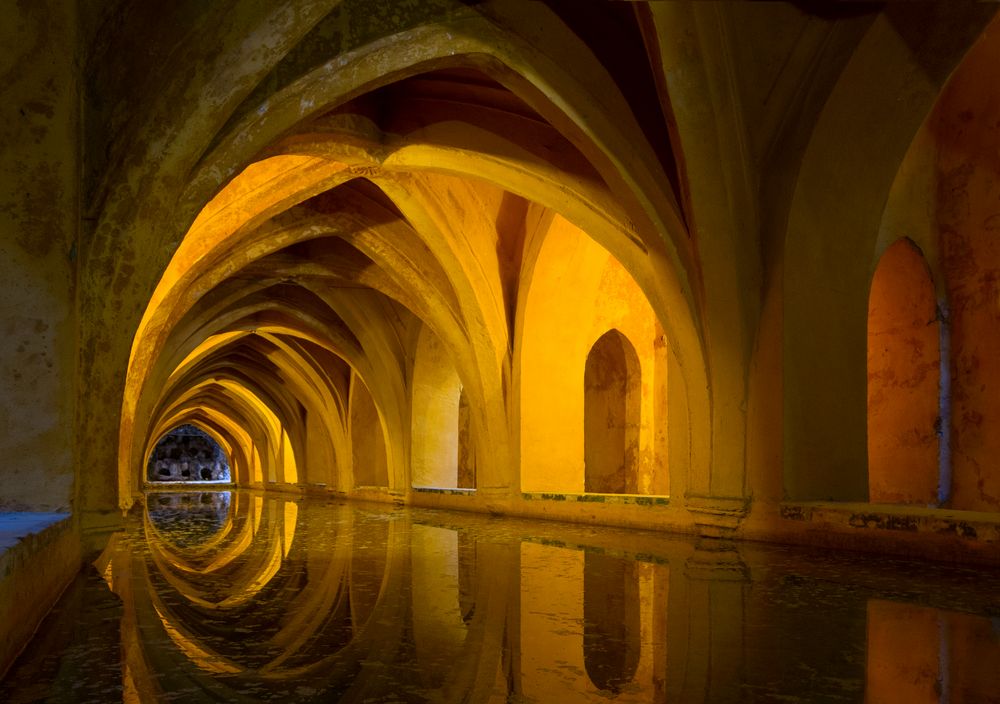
781;6;995;502
931;23;1000;511
0;515;80;678
456;390;475;489
304;410;337;489
0;0;78;511
411;326;461;489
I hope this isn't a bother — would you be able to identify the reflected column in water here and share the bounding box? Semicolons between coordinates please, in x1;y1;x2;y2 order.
407;522;515;701
348;512;390;630
411;524;471;687
669;540;749;704
131;500;516;703
111;492;367;699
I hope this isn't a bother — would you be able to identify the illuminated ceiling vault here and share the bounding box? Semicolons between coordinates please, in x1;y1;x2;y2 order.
112;5;705;512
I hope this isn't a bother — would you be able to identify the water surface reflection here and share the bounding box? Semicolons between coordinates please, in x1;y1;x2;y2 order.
4;491;1000;703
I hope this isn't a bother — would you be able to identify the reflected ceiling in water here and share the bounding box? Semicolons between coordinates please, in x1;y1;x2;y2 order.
5;492;1000;703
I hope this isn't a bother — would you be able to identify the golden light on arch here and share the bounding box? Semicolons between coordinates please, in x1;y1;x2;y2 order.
119;155;353;505
115;55;701;510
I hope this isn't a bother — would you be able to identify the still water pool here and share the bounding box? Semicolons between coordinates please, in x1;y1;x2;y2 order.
3;491;1000;703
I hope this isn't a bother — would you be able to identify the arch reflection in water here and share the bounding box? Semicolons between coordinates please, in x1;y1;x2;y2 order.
103;492;509;702
12;492;999;703
97;492;677;702
145;492;233;548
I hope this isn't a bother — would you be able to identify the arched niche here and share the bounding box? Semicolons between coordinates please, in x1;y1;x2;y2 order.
585;330;641;495
349;373;389;489
867;238;940;504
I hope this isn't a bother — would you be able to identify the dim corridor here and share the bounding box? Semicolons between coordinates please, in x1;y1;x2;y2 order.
3;491;1000;703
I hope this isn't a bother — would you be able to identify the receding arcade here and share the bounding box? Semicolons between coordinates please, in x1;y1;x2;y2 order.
118;65;685;512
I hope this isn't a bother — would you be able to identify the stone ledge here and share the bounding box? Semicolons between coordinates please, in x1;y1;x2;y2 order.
0;512;81;679
0;512;69;553
739;500;1000;565
780;501;1000;541
521;492;670;506
143;481;235;491
413;487;476;495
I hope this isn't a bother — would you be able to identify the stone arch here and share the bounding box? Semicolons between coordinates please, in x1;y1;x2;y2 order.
584;330;642;495
103;4;705;514
867;238;940;504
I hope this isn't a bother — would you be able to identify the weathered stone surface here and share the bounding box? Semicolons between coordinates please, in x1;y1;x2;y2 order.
146;425;231;482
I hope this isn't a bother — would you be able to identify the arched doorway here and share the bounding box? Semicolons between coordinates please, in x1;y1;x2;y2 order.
584;330;641;494
867;238;940;504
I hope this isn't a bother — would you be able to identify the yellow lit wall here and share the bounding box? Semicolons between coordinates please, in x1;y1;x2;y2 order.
411;325;462;489
520;215;665;494
350;373;389;488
